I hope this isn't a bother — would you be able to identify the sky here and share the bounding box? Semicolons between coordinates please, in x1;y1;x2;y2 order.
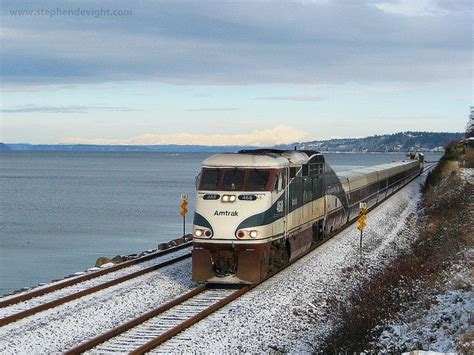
0;0;472;146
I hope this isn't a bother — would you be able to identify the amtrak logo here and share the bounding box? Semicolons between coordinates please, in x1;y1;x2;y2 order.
214;210;239;216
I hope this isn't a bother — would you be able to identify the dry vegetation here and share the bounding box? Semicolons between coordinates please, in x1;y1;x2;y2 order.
322;142;473;353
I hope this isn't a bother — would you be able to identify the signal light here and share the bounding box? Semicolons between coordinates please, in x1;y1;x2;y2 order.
236;230;245;238
205;230;212;237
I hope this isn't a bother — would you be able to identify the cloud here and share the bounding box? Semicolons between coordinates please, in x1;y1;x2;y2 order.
185;107;239;112
59;125;309;147
343;85;407;94
0;105;135;113
1;0;471;88
372;0;449;17
256;94;324;102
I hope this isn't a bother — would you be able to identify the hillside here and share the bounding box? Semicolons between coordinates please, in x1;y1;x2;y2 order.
277;131;463;152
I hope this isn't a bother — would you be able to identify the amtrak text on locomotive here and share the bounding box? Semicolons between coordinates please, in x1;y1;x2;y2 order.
214;210;239;217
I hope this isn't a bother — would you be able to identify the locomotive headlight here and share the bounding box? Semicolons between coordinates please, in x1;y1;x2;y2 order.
194;229;203;237
236;230;245;238
222;194;236;203
249;230;259;238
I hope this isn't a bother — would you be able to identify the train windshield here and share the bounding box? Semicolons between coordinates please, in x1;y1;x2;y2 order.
247;170;269;191
222;169;245;190
199;168;273;191
200;169;221;190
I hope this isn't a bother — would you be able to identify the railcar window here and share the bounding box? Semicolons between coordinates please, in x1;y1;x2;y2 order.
201;169;220;190
222;169;245;190
248;170;269;191
309;163;323;176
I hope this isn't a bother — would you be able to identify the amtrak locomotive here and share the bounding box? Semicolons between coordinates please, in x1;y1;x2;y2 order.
192;149;424;284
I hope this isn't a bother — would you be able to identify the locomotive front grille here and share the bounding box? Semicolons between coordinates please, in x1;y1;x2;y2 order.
211;249;238;277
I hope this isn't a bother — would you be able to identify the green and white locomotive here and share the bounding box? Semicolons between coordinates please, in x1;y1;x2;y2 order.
192;149;423;284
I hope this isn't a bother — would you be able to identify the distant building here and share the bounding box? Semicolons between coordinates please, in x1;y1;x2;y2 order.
467;106;474;138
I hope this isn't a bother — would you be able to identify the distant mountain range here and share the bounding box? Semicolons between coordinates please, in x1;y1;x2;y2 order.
0;131;463;153
0;143;256;153
276;131;463;152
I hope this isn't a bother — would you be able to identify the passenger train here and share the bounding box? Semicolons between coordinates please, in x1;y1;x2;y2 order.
192;149;424;284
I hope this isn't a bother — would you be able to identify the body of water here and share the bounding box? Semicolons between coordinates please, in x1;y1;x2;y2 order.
0;151;441;295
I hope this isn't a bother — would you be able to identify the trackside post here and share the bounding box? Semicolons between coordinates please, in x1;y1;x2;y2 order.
180;194;189;237
357;202;368;250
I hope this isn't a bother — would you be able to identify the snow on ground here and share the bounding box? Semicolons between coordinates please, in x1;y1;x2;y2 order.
376;287;472;352
0;259;197;353
0;248;191;319
154;175;426;353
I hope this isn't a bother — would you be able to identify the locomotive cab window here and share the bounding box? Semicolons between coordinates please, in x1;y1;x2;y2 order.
222;169;245;190
277;171;284;191
248;170;269;191
200;169;220;190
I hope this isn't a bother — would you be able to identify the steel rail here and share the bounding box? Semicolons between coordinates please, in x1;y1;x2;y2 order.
0;241;192;308
64;285;208;355
0;253;191;327
129;286;251;354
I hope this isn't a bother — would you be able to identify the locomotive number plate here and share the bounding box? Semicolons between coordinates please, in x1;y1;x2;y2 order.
238;194;257;201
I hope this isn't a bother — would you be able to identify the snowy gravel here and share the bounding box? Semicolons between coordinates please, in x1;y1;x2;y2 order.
0;247;191;318
154;174;426;353
0;259;197;353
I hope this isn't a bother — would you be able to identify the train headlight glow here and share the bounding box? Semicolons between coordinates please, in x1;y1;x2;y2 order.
194;229;203;237
249;230;258;238
195;228;212;238
222;194;236;203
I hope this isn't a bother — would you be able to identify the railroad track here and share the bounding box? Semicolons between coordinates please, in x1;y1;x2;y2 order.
65;285;249;354
0;242;192;327
64;165;437;354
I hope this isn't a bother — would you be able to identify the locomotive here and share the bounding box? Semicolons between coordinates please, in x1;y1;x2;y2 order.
192;149;424;284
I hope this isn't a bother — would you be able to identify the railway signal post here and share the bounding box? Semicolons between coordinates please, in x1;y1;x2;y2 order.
180;194;189;237
357;203;368;250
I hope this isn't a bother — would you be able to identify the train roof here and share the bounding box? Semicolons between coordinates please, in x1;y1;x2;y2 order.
202;150;321;168
202;153;289;168
337;160;419;179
